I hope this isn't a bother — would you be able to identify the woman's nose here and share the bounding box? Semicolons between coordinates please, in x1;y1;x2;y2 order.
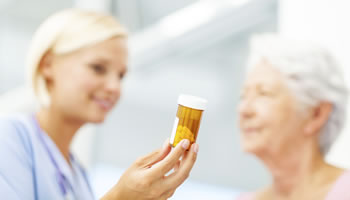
238;98;255;119
105;75;121;95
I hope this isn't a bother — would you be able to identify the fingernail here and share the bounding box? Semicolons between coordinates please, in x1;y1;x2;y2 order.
193;143;199;153
181;139;190;149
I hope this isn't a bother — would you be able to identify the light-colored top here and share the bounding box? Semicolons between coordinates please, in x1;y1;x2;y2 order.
325;170;350;199
0;114;95;200
236;171;350;200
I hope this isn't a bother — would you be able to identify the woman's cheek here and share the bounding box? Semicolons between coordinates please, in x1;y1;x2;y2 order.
80;73;102;92
256;99;274;118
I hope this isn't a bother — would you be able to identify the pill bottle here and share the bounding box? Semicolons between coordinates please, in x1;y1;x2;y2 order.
170;94;207;149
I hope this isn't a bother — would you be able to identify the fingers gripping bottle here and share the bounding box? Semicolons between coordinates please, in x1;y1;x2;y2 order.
170;94;208;149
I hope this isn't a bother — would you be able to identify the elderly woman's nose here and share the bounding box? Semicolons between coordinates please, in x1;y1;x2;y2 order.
238;98;255;118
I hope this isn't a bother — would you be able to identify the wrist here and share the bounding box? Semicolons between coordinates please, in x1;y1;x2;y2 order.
101;184;124;200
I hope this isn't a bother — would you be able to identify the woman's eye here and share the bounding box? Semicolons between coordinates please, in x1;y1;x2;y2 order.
119;72;125;80
90;64;106;75
259;90;272;96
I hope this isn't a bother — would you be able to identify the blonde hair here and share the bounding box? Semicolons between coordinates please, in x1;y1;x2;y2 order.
27;9;128;106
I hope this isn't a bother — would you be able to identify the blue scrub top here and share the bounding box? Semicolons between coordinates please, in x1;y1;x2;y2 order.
0;114;96;200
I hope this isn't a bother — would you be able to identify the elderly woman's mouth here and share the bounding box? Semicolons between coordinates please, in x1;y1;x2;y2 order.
242;127;262;135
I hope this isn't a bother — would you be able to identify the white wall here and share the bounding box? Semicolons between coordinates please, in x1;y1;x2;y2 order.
279;0;350;168
74;0;111;12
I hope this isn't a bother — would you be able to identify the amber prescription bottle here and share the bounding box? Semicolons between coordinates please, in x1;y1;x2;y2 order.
170;95;208;149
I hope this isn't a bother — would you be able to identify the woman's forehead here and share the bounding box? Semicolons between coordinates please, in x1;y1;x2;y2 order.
68;38;128;64
243;63;286;89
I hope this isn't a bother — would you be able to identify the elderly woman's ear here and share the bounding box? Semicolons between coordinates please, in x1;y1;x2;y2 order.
304;102;333;136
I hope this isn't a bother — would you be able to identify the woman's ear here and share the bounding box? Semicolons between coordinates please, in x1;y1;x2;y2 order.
39;51;54;80
304;102;333;136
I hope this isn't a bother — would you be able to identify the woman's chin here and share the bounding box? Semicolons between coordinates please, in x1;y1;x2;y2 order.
242;142;264;155
86;112;107;124
89;118;105;124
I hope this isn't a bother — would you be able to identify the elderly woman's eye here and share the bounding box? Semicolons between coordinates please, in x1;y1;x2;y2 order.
90;64;106;75
259;89;272;96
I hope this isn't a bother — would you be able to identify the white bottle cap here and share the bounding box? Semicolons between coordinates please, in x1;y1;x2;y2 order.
178;94;208;110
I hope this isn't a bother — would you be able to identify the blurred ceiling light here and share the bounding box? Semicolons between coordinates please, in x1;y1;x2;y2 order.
159;0;251;38
229;0;251;6
159;1;220;37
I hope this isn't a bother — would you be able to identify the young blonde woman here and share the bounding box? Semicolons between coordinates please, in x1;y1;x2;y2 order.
0;9;198;200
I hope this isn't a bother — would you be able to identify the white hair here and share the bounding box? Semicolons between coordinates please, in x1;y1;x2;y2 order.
247;33;348;154
26;9;128;106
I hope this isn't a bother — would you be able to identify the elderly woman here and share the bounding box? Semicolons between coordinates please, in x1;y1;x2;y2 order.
237;34;350;200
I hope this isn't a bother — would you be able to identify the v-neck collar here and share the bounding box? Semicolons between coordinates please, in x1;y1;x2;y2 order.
32;115;77;186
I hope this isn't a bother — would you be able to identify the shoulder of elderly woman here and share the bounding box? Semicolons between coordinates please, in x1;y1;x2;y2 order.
235;171;350;200
326;170;350;199
235;192;255;200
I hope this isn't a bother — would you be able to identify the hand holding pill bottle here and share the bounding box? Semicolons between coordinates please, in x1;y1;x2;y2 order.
170;94;208;149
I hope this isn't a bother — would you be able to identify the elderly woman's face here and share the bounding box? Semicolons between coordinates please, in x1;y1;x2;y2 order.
238;61;308;155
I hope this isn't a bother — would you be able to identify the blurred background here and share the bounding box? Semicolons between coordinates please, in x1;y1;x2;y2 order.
0;0;349;199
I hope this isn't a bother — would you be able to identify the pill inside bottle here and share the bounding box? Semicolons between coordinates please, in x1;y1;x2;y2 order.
170;94;208;149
